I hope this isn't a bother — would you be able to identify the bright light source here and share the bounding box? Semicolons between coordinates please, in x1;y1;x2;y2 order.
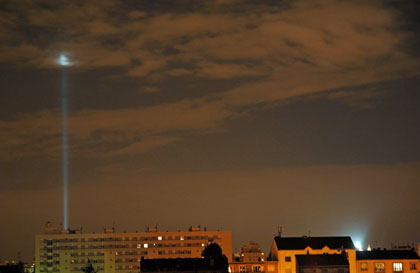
144;243;148;248
58;54;71;66
158;236;162;240
355;241;363;251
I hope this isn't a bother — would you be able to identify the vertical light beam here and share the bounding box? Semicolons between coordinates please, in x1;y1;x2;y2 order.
61;66;69;230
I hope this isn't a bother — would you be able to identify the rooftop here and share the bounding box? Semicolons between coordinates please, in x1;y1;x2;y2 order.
140;258;228;272
356;250;420;260
274;236;355;250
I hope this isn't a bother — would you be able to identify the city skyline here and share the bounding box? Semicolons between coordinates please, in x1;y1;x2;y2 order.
1;0;419;262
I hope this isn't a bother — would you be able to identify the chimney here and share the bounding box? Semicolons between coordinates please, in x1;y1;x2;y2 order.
278;226;282;237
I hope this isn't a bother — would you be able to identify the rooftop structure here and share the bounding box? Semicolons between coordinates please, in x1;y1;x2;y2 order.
296;254;349;267
356;250;419;260
296;254;350;273
140;257;228;273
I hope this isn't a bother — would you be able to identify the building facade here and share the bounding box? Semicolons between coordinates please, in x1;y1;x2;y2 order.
269;236;356;273
35;223;232;273
356;250;420;273
230;242;277;273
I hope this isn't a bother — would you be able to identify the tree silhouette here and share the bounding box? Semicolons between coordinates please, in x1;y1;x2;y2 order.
81;260;97;273
202;243;224;259
201;243;228;271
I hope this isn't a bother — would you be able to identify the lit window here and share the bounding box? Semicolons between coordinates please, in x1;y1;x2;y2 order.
253;266;261;272
375;263;385;272
393;263;403;272
240;266;246;273
158;236;162;241
137;244;141;248
361;263;368;271
180;236;184;240
144;244;148;248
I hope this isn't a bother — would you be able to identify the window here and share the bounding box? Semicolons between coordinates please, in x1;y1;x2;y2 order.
393;263;403;272
240;266;246;273
361;263;368;271
253;266;261;272
410;264;417;270
285;256;291;262
375;263;385;272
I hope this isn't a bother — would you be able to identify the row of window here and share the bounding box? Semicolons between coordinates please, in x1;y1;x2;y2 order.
42;235;218;244
239;265;263;272
41;251;149;260
115;265;140;270
158;250;192;255
41;242;207;251
360;262;417;272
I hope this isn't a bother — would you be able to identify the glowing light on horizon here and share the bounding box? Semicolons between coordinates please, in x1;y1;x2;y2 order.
58;54;71;66
355;241;363;251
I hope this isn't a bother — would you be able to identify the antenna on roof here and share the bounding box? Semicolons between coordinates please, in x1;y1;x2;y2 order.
277;226;282;237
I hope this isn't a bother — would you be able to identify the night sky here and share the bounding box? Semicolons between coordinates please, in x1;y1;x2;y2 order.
1;0;420;262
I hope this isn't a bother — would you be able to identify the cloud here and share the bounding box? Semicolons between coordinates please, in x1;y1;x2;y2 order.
95;135;180;158
327;88;381;109
0;98;231;160
197;62;262;79
0;0;418;159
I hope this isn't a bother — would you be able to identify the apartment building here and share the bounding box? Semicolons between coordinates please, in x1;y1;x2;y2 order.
35;223;232;273
230;241;278;273
356;250;419;273
269;236;356;273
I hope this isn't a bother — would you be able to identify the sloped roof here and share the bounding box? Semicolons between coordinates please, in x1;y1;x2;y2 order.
357;250;420;260
296;254;349;267
274;236;355;250
141;258;228;272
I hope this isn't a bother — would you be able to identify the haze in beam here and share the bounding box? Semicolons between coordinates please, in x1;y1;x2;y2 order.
58;53;71;230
